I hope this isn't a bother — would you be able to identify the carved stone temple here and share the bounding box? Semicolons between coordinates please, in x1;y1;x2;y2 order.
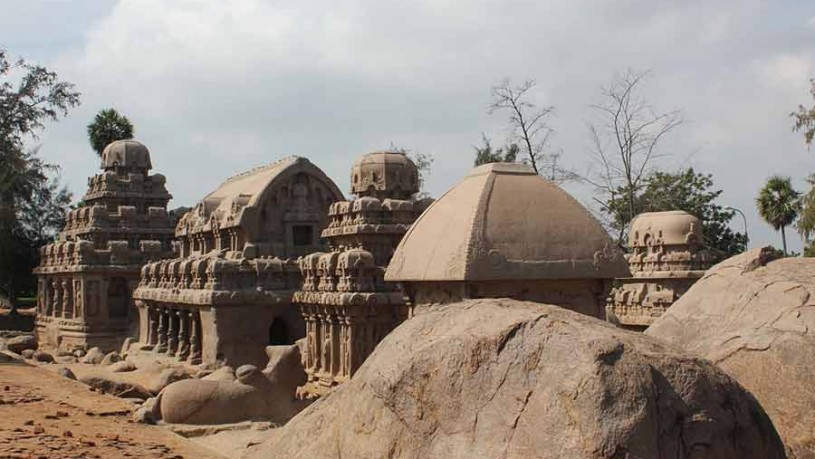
385;162;630;318
294;151;432;399
606;210;711;331
34;140;175;351
133;157;343;367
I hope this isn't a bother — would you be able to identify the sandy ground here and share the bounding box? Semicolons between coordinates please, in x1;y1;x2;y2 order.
0;361;226;459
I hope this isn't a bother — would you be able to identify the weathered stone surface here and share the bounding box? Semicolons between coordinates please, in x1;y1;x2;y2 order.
32;351;54;363
80;375;151;400
110;360;137;373
647;247;815;458
81;347;105;365
100;351;121;366
147;368;189;395
263;344;306;397
248;299;784;459
58;367;77;380
20;349;35;359
5;335;37;354
0;350;25;364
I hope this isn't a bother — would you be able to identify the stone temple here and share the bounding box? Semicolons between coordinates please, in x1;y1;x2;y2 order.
385;162;629;318
133;156;343;367
606;210;710;331
34;140;175;351
294;151;432;399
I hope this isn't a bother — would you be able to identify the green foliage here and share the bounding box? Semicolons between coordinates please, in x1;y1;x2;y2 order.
0;49;79;306
791;79;815;147
473;135;518;166
604;168;747;262
756;175;799;255
87;108;134;156
796;174;815;256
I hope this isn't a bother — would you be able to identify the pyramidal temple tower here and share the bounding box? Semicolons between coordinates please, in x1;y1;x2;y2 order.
34;140;175;351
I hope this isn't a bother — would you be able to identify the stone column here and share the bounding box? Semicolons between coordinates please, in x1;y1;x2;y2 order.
175;309;189;360
155;308;167;353
165;309;177;356
188;311;202;365
52;280;62;318
146;306;157;345
63;279;73;319
73;279;83;318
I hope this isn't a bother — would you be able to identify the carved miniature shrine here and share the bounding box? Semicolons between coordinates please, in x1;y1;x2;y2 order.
34;140;175;351
606;210;711;331
294;151;432;398
132;157;344;367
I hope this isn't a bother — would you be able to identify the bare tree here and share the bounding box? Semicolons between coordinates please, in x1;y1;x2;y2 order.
586;69;683;242
489;79;566;179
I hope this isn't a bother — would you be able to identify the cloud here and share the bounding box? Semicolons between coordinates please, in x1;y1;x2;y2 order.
11;0;814;252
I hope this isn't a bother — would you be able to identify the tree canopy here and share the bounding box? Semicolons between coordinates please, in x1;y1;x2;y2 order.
87;108;134;156
0;49;79;306
604;168;747;262
791;79;815;147
473;135;518;166
756;175;799;255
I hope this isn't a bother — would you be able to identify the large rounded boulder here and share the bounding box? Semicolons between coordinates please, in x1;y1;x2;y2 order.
247;298;784;459
647;247;815;458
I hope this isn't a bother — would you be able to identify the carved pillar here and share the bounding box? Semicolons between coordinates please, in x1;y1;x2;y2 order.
146;306;157;345
304;309;316;378
329;314;339;382
188;311;202;365
62;279;73;319
73;279;83;318
175;309;189;360
53;280;62;318
155;307;167;353
165;309;177;356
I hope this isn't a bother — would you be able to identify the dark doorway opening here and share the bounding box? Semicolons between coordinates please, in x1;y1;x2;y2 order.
269;318;289;345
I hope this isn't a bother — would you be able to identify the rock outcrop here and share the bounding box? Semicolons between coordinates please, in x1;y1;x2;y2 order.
247;299;785;459
145;346;309;425
647;247;815;458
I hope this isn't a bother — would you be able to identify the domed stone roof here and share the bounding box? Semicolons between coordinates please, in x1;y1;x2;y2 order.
628;210;703;248
101;139;152;171
350;151;418;199
385;162;629;282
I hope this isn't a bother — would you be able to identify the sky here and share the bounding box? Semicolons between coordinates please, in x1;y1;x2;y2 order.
3;0;814;251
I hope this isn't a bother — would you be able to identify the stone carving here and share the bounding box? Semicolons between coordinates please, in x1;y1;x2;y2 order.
34;140;175;351
133;157;344;367
294;151;432;399
384;162;629;319
606;210;711;330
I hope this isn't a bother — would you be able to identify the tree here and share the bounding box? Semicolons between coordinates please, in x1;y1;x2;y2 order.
587;69;683;243
0;49;80;309
387;142;434;197
796;174;815;256
628;168;747;262
473;134;518;166
791;79;815;147
756;176;799;256
489;78;565;178
87;108;134;156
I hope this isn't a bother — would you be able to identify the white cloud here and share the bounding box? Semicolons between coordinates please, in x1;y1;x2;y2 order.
9;0;812;253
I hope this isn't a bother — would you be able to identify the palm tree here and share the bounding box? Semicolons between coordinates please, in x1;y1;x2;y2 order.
756;176;800;255
87;108;134;156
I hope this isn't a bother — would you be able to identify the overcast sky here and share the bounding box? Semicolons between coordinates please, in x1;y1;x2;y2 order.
3;0;814;251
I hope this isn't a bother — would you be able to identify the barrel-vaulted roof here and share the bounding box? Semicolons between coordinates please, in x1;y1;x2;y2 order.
177;156;343;236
